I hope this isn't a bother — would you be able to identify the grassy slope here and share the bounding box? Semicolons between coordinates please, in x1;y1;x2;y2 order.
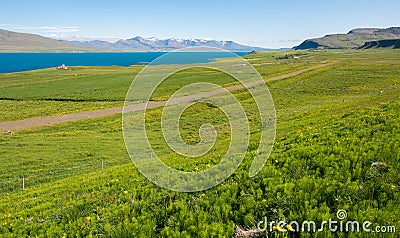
313;33;400;49
0;29;97;52
296;29;400;49
0;50;399;237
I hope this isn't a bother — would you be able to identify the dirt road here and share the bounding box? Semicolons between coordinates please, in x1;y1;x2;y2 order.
0;61;338;132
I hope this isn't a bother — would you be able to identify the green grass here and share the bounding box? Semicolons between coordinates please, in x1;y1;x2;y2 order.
0;100;122;122
0;50;399;237
268;59;400;121
149;67;238;101
0;66;141;101
0;66;142;121
0;50;342;122
0;52;325;121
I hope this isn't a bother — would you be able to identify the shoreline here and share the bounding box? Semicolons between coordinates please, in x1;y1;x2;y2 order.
0;51;252;74
0;49;256;53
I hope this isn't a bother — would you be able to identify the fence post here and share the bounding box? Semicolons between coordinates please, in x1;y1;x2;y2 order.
22;176;25;191
102;160;104;170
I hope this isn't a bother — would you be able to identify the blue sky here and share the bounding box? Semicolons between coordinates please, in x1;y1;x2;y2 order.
1;0;399;48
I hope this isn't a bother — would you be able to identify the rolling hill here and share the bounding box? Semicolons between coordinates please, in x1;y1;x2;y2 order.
294;27;400;50
0;29;95;52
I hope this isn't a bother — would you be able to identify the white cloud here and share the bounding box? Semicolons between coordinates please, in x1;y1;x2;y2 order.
0;24;79;33
47;34;119;43
0;24;120;42
275;39;303;43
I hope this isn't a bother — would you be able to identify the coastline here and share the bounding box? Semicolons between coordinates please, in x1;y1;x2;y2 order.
0;51;251;74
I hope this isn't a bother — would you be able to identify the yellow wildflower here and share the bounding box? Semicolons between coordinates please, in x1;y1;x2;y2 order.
286;224;295;231
273;226;286;232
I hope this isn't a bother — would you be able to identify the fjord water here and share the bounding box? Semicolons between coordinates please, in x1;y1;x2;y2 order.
0;52;249;73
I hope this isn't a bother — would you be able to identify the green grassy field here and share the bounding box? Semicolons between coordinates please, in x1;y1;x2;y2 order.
0;51;320;122
0;50;399;237
0;66;139;122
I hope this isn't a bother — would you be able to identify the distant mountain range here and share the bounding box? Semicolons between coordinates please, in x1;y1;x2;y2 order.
0;29;266;52
294;27;400;50
2;27;399;52
61;36;266;51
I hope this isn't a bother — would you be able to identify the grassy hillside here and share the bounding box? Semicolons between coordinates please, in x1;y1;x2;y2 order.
359;39;400;49
294;27;400;50
0;29;97;52
0;50;399;237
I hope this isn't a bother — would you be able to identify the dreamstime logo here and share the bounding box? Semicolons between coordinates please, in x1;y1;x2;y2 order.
122;47;276;192
336;209;347;220
257;210;396;233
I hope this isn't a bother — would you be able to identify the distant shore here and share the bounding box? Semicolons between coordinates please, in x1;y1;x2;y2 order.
0;51;251;74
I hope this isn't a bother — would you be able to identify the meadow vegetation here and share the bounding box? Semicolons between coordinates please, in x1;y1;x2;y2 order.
0;50;399;237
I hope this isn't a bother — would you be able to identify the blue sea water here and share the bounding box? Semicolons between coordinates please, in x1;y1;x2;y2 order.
0;52;249;74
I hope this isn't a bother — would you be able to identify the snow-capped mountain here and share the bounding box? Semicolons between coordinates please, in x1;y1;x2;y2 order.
61;36;266;51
